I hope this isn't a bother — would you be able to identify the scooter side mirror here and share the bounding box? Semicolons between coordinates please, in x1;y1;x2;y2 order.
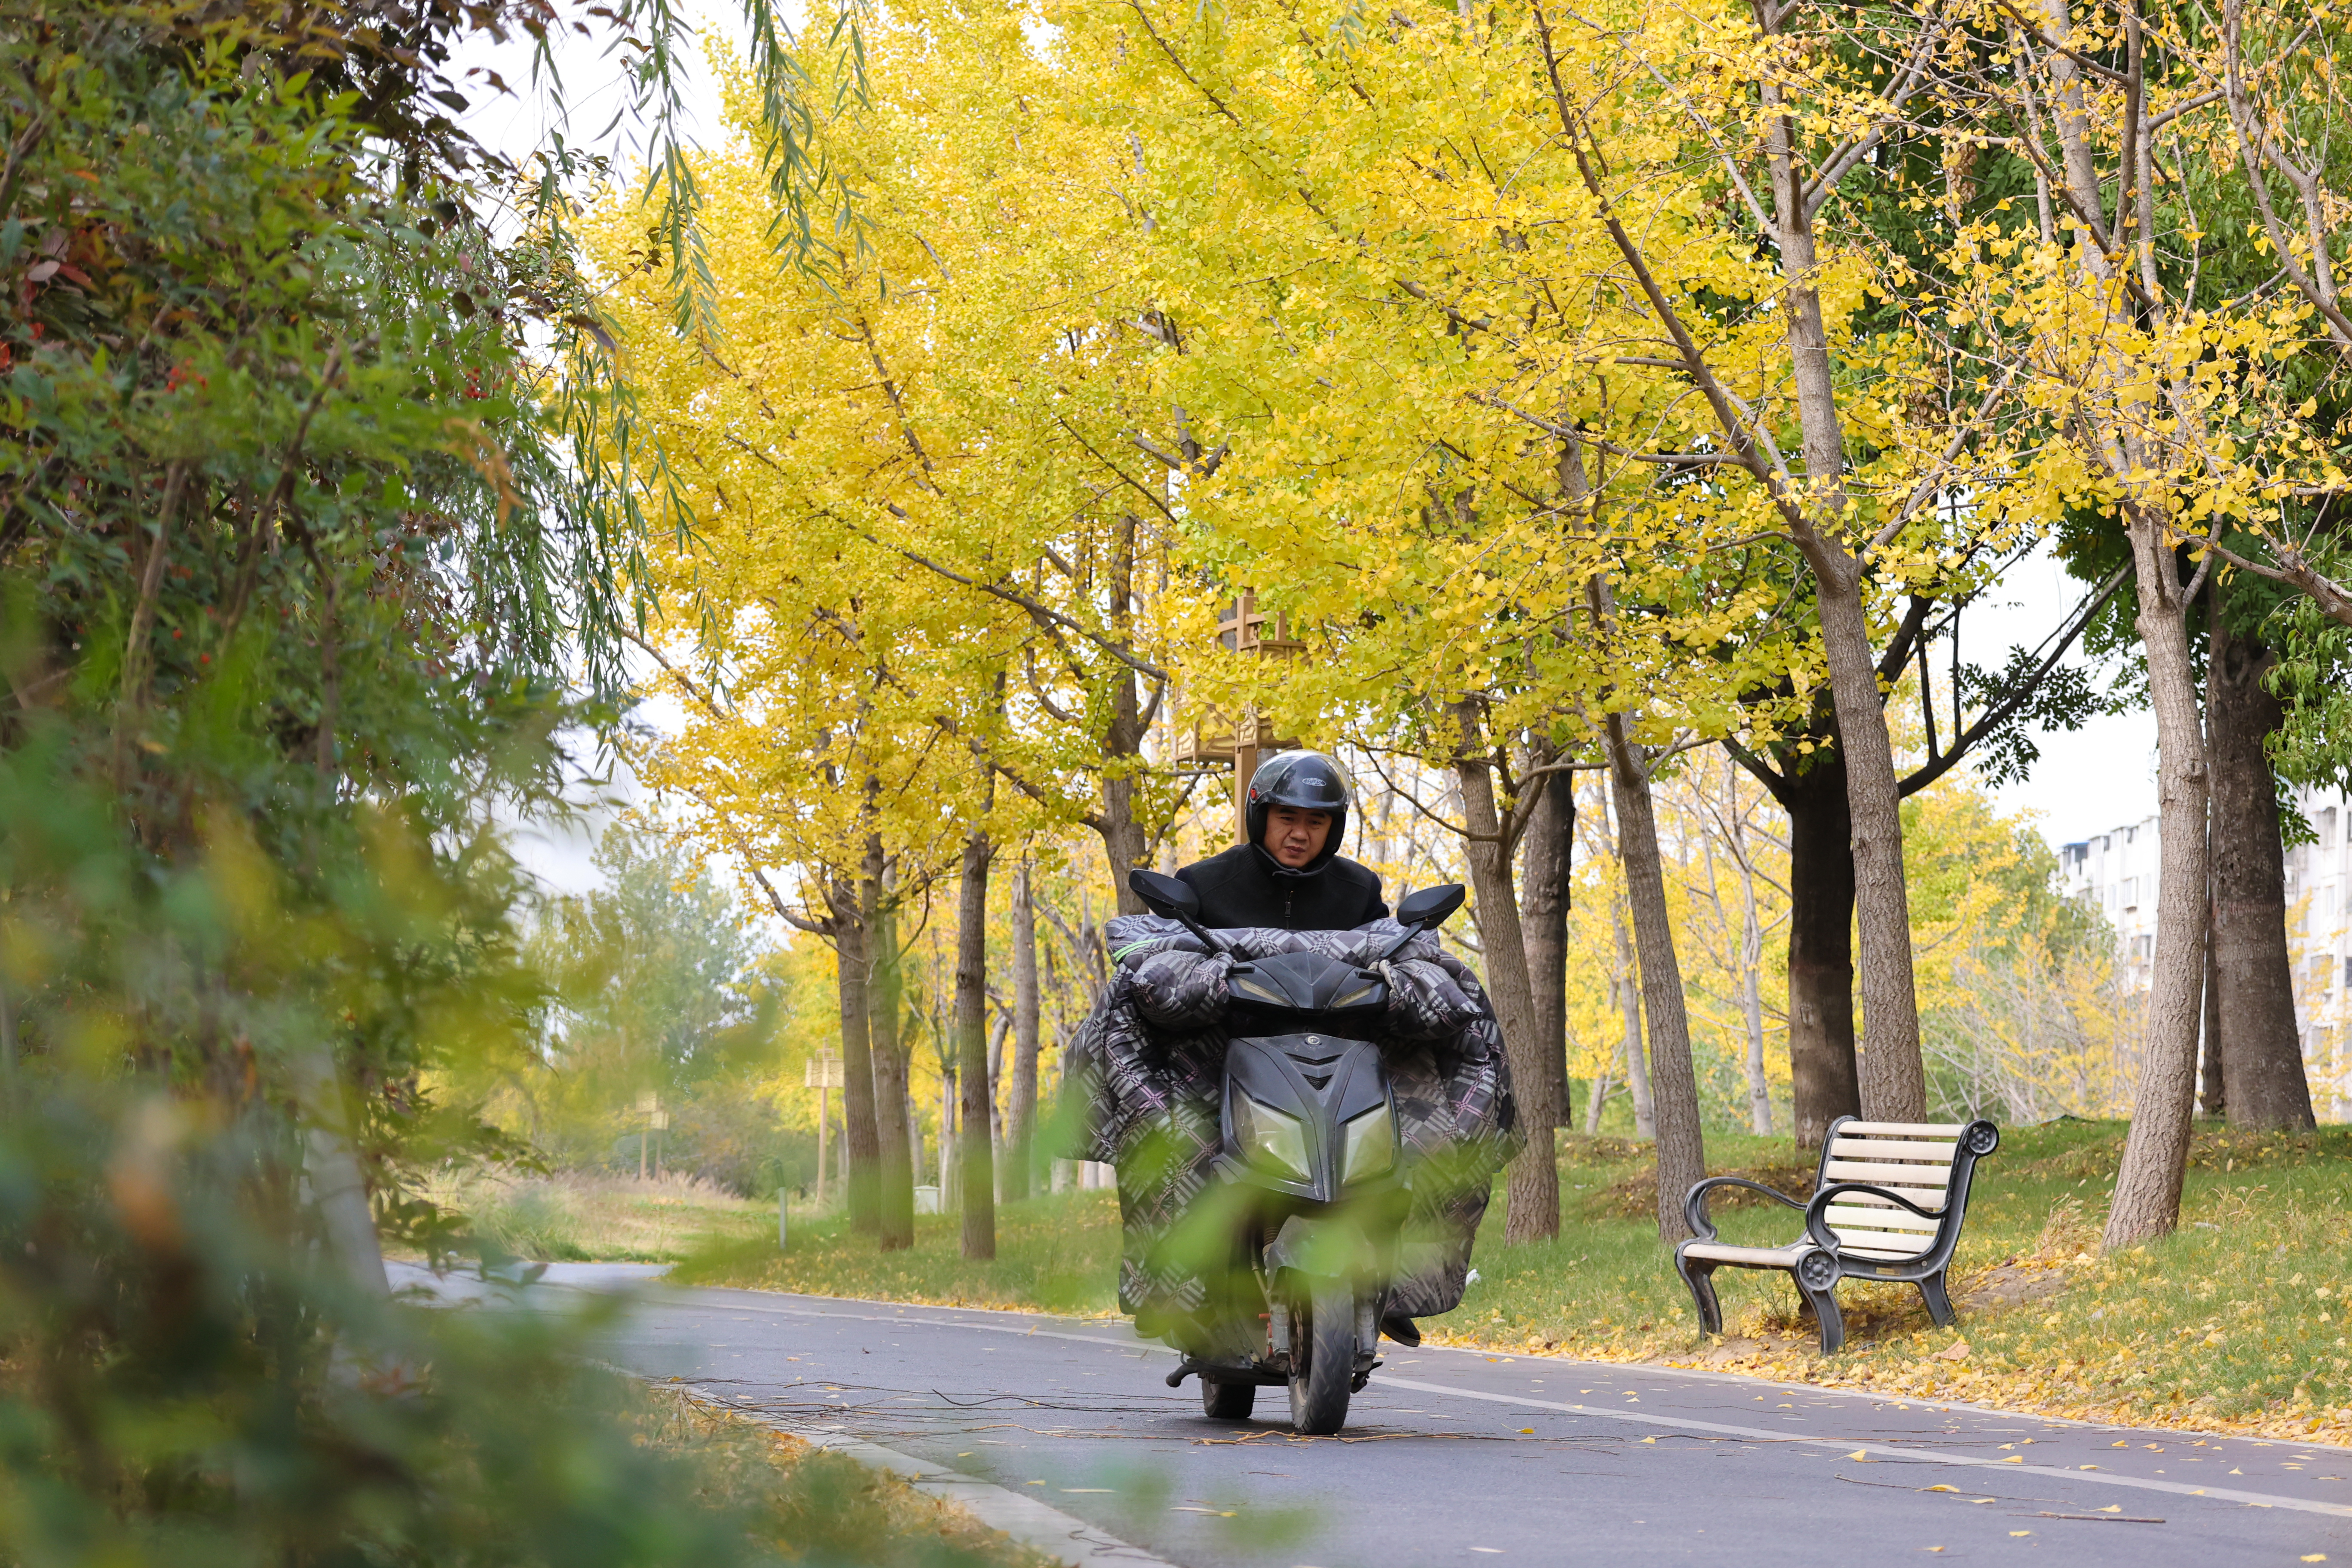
1395;883;1465;930
1128;868;1202;922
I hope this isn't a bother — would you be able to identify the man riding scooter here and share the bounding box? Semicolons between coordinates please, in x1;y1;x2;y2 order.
1175;750;1387;931
1057;750;1518;1431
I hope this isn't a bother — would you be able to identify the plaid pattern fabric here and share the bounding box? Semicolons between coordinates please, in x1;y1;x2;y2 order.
1054;916;1522;1320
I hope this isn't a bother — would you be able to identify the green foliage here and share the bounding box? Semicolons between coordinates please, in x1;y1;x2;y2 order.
509;824;805;1190
0;8;927;1563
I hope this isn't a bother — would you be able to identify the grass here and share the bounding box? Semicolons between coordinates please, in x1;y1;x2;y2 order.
673;1189;1124;1316
410;1169;778;1264
1437;1120;2352;1445
640;1123;2352;1445
636;1382;1056;1567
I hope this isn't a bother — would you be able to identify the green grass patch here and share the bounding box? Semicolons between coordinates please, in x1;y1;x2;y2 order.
412;1170;778;1264
674;1190;1124;1317
675;1123;2352;1442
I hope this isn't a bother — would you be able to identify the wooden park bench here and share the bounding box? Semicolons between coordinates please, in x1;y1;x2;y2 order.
1673;1117;2002;1353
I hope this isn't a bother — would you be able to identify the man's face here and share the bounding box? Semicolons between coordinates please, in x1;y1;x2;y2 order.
1265;805;1334;869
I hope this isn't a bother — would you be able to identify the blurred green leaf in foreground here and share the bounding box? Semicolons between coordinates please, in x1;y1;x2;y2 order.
0;5;990;1563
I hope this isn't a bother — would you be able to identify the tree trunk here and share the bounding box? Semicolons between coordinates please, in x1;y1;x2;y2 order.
2200;891;2226;1118
1453;717;1559;1242
955;829;998;1259
865;853;916;1251
830;877;883;1234
1719;753;1775;1136
290;1046;390;1296
1756;64;1925;1125
1775;756;1861;1147
1007;863;1041;1202
1519;771;1574;1129
1610;875;1654;1139
1100;512;1152;914
1605;713;1707;1243
2102;514;2212;1251
2200;596;2226;1120
2208;616;2318;1128
1809;575;1926;1122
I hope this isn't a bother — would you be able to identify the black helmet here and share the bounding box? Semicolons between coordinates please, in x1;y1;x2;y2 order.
1244;750;1353;878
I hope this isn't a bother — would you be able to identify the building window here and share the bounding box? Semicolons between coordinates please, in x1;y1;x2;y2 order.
2327;808;2341;849
2120;877;2138;910
2133;934;2154;961
2311;953;2335;991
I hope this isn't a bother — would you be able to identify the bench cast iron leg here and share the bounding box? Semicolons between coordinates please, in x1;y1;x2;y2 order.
1674;1251;1723;1335
1794;1251;1844;1354
1917;1271;1955;1329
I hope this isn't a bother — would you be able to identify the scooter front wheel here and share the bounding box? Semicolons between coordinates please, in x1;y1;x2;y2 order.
1287;1283;1354;1435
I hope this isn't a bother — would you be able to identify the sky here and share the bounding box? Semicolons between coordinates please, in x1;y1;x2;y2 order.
1965;546;2160;848
452;17;2164;895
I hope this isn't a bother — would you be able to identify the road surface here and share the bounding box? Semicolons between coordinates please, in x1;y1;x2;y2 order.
420;1265;2352;1567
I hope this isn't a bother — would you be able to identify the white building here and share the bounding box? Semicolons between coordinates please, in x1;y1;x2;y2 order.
2058;815;2162;987
2059;787;2352;1118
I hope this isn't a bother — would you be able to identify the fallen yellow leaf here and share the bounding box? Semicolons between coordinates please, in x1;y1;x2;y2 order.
1926;1485;1957;1493
1849;1450;1869;1460
2011;1531;2033;1537
2003;1455;2024;1463
2302;1557;2327;1563
1517;1428;1534;1434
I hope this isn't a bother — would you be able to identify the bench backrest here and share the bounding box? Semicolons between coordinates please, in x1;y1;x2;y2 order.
1810;1118;1995;1264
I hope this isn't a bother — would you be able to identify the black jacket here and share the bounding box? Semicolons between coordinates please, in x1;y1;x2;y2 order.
1175;844;1388;931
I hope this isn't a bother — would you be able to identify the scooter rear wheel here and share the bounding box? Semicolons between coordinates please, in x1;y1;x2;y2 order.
1287;1285;1354;1435
1200;1379;1256;1420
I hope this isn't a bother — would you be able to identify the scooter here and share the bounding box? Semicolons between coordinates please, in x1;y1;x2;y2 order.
1126;869;1467;1436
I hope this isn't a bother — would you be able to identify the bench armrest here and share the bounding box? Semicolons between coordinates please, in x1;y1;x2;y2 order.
1803;1182;1947;1255
1684;1176;1806;1243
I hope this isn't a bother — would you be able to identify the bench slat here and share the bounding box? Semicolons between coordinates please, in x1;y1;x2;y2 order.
1838;1121;1968;1137
1832;1237;1934;1261
1822;1204;1941;1233
1820;1159;1960;1191
1828;1138;1957;1164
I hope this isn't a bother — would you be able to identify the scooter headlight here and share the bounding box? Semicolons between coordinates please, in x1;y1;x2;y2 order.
1235;1093;1309;1180
1341;1105;1397;1184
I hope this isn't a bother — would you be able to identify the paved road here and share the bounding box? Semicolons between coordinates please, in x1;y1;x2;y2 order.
435;1266;2352;1567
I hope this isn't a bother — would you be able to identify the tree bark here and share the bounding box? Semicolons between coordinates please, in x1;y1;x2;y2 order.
1519;771;1574;1129
955;829;997;1259
2102;512;2211;1251
865;848;916;1251
1006;861;1041;1202
2208;615;2318;1129
1781;757;1862;1147
2200;891;2226;1119
1723;756;1774;1136
1100;511;1152;914
1756;66;1926;1126
1605;713;1707;1243
829;876;883;1234
1583;1067;1611;1135
1453;713;1559;1242
290;1045;389;1296
1609;857;1654;1139
2200;597;2226;1120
